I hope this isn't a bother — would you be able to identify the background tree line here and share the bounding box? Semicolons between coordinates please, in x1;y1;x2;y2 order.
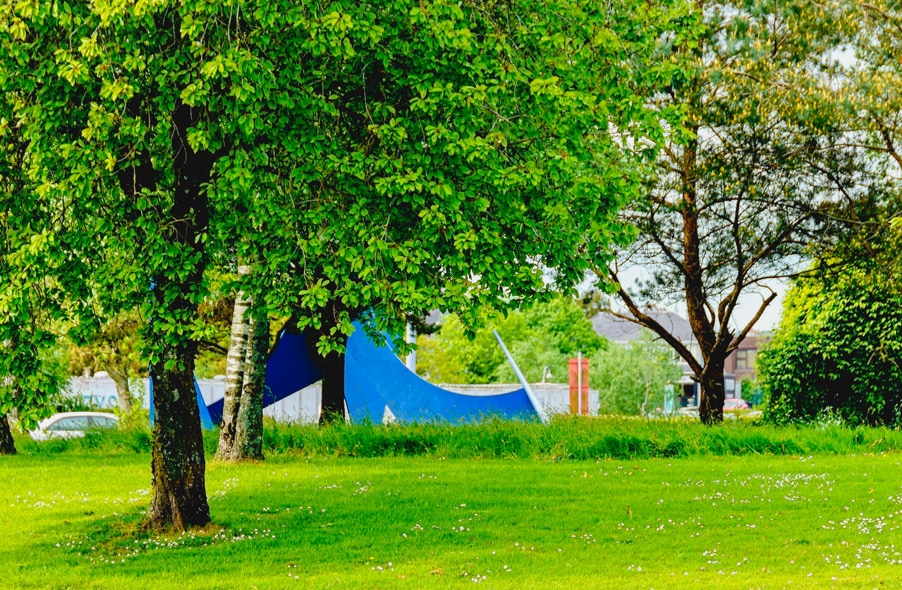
416;296;681;416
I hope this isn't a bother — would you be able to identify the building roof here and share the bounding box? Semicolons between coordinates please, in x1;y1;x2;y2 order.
590;310;696;344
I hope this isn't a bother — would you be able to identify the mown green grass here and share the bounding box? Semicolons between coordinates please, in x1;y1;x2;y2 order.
2;421;902;589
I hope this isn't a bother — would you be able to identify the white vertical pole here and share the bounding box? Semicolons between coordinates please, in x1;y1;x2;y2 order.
577;351;582;416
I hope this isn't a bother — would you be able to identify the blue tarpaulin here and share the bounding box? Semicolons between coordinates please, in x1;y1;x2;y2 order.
344;326;538;423
196;321;540;427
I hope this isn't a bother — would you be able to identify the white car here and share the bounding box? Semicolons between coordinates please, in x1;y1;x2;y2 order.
30;412;120;441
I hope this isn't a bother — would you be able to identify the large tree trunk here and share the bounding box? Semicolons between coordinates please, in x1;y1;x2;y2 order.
0;414;15;455
698;356;726;425
318;350;346;424
232;311;269;460
143;101;215;531
107;365;133;415
147;350;210;530
215;275;251;461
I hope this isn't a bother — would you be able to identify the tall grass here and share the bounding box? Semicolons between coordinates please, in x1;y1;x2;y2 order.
15;415;901;460
261;415;902;460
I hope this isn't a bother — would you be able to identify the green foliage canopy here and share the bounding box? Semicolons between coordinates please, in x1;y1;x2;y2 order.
223;0;696;349
603;0;868;423
0;0;695;526
0;0;695;354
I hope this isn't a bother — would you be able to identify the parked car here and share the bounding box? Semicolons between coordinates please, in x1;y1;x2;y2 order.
676;405;699;418
29;412;119;441
724;398;750;411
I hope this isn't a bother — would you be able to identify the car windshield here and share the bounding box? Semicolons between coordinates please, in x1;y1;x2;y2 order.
89;416;118;428
46;415;116;431
47;417;92;431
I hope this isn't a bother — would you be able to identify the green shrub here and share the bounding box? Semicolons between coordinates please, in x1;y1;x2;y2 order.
759;269;902;427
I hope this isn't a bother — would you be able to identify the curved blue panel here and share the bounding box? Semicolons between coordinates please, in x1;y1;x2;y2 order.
206;322;538;426
208;331;323;425
344;324;539;424
263;331;323;406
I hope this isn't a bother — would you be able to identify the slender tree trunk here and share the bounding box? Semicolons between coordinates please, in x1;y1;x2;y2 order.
0;414;15;455
232;311;269;460
679;129;726;424
215;271;251;461
318;350;346;424
107;365;133;414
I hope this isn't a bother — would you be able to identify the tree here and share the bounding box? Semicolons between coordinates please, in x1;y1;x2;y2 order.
592;330;682;416
600;0;867;423
828;3;902;281
1;0;688;527
740;0;902;425
0;0;273;529
850;1;902;177
417;312;533;384
221;0;693;421
0;70;70;455
758;266;902;427
215;273;252;461
67;311;144;414
0;415;13;455
215;267;269;462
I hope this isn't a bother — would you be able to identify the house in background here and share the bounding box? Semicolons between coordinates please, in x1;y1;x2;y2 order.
591;311;769;407
724;333;768;404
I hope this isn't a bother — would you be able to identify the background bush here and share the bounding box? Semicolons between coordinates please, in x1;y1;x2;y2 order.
759;267;902;427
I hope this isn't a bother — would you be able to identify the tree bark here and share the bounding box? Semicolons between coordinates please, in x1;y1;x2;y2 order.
680;129;727;424
698;357;726;425
302;302;355;425
0;414;15;455
215;273;251;461
318;350;346;424
232;311;269;460
107;365;133;415
147;349;210;530
143;100;215;531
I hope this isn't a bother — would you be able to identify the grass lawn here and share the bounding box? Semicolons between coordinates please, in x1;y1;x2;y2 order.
1;447;901;589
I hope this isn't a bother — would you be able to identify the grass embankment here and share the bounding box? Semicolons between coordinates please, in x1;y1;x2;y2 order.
2;419;901;589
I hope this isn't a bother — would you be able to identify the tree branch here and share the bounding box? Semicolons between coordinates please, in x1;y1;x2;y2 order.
728;291;778;354
605;266;704;376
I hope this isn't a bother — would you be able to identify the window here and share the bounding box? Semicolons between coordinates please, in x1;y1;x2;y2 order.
736;349;756;370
